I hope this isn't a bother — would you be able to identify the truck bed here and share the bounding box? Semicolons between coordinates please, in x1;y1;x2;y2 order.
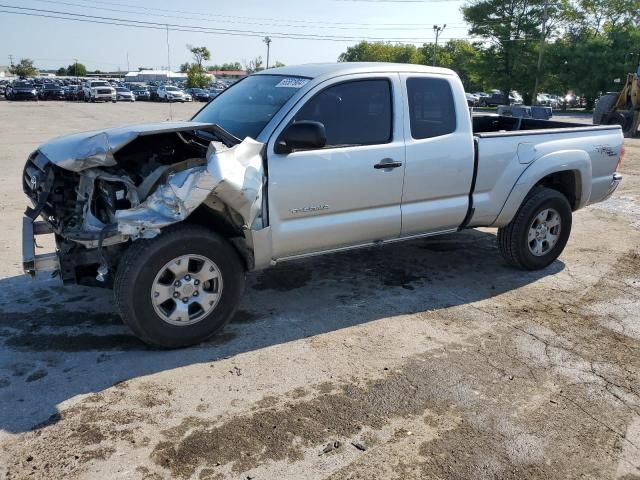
468;114;623;229
472;114;614;136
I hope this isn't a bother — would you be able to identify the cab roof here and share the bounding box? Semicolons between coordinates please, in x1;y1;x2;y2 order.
254;62;456;80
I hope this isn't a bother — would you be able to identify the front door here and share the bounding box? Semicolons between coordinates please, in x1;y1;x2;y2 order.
267;74;405;259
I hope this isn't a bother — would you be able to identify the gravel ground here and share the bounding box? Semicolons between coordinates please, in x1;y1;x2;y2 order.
0;101;638;480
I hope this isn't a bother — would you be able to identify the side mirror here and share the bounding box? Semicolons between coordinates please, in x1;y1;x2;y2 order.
275;121;326;154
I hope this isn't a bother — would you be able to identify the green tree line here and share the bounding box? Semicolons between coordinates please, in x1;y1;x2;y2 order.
339;0;639;108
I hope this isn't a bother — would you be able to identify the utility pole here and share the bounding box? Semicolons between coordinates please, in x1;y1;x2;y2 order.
532;3;549;106
432;24;446;66
165;25;171;73
264;36;272;69
126;51;130;72
8;54;14;67
74;58;78;83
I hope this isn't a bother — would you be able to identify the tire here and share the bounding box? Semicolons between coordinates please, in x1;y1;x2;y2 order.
497;187;572;270
114;225;245;348
593;93;618;125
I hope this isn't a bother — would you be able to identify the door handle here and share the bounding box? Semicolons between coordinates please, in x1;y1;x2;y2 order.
374;159;403;170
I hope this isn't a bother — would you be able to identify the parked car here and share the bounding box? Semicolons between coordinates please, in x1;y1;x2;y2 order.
481;90;522;107
130;85;150;101
83;80;116;103
157;85;188;102
474;92;489;104
185;88;210;102
21;63;625;348
39;83;66;100
465;92;479;107
148;85;160;101
208;87;225;99
511;91;524;104
65;85;85;101
5;80;38;101
115;87;135;102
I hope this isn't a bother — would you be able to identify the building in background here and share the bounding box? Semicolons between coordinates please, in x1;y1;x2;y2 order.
124;69;188;83
207;70;247;81
0;66;14;78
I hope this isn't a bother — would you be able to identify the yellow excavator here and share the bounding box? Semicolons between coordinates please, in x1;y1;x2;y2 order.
593;63;640;138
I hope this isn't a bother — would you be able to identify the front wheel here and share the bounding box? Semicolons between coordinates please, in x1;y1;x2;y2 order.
497;187;572;270
114;225;245;348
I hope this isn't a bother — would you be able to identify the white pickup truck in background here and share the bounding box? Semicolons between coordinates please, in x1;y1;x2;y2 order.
22;63;624;347
82;79;116;103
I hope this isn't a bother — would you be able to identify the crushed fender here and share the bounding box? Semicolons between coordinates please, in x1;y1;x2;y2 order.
115;137;265;238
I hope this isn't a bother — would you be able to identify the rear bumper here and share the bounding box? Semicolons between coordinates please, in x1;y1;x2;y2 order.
603;173;623;201
22;216;60;276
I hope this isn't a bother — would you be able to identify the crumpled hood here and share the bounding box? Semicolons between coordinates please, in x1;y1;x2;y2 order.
38;121;217;172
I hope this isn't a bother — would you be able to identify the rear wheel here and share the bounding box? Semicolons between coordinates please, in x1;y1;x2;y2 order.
498;187;572;270
114;225;245;348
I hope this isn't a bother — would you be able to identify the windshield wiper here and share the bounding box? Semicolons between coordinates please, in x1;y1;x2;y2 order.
194;125;242;148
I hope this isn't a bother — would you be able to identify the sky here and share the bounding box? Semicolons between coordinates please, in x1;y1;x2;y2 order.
0;0;468;72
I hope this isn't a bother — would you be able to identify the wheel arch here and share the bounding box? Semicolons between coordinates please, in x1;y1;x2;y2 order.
184;201;254;271
491;150;592;228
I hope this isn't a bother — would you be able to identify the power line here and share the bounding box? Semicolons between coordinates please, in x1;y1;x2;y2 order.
26;0;528;31
28;0;465;27
29;0;470;31
0;5;539;44
0;4;442;41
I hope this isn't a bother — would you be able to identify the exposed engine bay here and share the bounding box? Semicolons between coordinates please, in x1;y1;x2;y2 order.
22;122;265;286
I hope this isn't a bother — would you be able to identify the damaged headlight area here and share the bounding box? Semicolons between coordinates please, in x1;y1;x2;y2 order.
23;123;265;286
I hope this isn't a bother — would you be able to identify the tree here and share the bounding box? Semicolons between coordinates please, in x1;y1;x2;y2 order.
544;24;640;108
462;0;555;104
179;62;190;73
338;40;481;90
66;62;87;77
9;58;38;78
419;40;482;90
187;45;211;71
339;41;424;64
207;62;243;71
273;61;286;68
186;64;210;88
245;57;264;74
56;67;67;76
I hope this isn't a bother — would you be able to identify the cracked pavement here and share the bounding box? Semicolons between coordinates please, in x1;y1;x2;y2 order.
0;102;638;479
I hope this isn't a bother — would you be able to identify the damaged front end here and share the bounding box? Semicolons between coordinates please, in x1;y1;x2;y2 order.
22;122;265;286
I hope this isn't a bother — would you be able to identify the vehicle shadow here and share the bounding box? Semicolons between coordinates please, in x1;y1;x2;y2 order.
0;229;564;433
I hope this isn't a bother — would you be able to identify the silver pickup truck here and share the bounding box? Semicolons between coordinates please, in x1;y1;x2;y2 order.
22;63;624;347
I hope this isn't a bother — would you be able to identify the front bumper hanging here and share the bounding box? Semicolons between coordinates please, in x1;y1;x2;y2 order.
22;216;60;276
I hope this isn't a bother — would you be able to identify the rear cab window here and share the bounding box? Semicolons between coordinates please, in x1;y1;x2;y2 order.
406;77;456;139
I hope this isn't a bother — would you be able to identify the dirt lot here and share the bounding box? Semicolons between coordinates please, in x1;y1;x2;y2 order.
0;101;638;480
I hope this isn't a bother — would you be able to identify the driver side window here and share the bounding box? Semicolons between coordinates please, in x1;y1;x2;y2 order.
294;79;392;149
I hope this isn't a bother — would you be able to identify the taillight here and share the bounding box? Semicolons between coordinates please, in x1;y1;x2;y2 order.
617;146;625;171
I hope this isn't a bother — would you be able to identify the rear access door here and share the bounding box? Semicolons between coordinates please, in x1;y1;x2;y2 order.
399;73;475;236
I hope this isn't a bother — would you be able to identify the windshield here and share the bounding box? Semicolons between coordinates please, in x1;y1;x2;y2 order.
192;75;309;139
15;82;33;88
92;81;109;87
116;88;129;92
165;86;179;91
